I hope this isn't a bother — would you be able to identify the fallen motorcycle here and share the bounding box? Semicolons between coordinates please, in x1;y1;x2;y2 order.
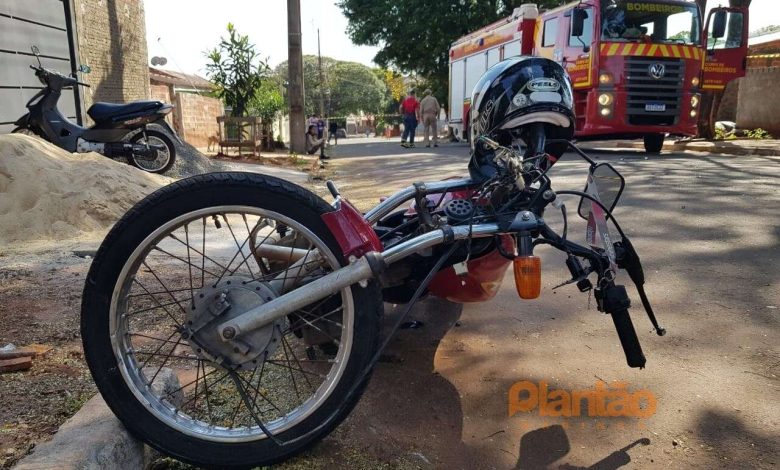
13;46;179;174
80;57;665;468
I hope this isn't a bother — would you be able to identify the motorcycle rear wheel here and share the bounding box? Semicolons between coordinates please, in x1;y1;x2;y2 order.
127;129;176;174
81;172;382;468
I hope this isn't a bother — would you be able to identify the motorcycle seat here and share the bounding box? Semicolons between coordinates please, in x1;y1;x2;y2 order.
88;100;165;122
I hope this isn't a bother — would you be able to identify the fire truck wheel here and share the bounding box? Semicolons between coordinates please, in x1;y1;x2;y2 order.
643;134;665;154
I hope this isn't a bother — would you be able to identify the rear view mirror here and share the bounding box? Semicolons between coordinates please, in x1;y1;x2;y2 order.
711;11;727;39
31;45;40;56
578;163;625;219
571;8;588;37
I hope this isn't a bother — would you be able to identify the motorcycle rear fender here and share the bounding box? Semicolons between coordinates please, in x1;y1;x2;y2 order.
154;119;183;144
321;198;383;260
428;235;514;303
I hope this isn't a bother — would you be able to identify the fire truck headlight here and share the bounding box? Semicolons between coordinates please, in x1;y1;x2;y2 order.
599;72;613;85
601;107;612;117
598;93;613;106
691;76;700;87
691;95;700;108
690;109;698;118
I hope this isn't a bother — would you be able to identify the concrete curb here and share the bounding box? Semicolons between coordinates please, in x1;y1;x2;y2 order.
581;139;780;156
14;369;181;470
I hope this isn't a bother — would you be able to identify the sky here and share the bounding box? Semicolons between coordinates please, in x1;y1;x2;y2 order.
145;0;778;77
144;0;380;76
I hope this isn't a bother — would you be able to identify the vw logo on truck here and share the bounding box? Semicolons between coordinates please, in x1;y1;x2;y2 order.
648;63;666;79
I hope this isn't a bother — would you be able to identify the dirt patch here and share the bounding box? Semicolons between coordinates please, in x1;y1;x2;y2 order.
0;248;96;469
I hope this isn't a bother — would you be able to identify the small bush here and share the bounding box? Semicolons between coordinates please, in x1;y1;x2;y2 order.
745;128;773;140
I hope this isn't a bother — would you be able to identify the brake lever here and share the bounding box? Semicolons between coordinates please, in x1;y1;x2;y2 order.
615;237;666;336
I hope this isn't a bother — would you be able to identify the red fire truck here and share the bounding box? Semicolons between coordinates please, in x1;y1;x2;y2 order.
448;1;749;152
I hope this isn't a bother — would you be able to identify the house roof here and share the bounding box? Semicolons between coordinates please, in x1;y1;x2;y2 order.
149;67;216;90
749;31;780;47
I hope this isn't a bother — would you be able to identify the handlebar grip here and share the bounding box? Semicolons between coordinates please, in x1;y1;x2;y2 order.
610;308;646;368
77;81;91;88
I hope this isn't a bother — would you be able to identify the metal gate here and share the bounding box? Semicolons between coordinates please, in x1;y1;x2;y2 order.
0;0;80;134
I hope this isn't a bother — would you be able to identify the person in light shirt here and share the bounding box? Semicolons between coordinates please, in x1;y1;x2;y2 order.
419;89;441;148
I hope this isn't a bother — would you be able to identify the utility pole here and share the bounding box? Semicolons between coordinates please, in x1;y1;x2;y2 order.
287;0;305;154
317;29;326;139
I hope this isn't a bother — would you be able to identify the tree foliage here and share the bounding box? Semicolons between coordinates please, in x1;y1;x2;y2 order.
249;79;284;122
205;23;271;117
337;0;560;109
276;56;386;117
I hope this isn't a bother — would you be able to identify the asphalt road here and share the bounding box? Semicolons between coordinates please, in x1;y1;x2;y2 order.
320;136;779;469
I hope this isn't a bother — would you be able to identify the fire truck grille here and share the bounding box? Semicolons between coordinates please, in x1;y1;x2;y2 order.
624;56;684;126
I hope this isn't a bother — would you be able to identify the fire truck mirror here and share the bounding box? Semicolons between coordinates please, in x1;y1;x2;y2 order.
571;8;588;37
711;11;727;40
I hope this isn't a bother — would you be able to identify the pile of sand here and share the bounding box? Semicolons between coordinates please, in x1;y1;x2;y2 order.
0;134;171;246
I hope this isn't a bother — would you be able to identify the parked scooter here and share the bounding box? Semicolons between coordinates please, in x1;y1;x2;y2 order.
12;46;179;174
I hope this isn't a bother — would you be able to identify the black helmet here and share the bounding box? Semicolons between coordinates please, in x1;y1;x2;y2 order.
468;56;575;181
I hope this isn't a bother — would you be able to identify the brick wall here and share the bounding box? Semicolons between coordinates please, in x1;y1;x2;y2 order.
150;83;177;129
73;0;150;120
149;84;171;104
174;92;223;149
736;67;780;136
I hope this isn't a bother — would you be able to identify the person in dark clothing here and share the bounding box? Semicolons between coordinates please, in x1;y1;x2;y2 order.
316;116;325;139
328;120;338;145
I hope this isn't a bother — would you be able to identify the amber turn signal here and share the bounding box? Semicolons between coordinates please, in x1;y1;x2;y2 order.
513;256;541;299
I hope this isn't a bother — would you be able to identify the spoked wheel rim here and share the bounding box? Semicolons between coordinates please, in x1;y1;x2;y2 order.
132;135;171;172
109;205;354;443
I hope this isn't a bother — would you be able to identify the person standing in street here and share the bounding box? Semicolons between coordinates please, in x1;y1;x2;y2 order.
328;119;339;145
316;115;325;140
420;89;440;148
399;89;420;148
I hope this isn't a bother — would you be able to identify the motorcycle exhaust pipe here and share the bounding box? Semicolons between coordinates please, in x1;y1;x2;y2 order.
218;223;500;341
252;244;309;262
76;140;161;158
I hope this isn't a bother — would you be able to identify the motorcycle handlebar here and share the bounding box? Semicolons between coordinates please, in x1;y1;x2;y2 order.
610;308;646;368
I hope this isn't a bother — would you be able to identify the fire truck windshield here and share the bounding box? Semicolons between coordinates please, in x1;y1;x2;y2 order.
600;1;701;45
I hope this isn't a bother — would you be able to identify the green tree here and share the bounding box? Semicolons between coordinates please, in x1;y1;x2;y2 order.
205;23;271;117
276;56;386;118
337;0;560;111
248;77;285;149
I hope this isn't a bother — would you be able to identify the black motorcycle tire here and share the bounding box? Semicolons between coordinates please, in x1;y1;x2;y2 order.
81;172;383;468
127;129;177;174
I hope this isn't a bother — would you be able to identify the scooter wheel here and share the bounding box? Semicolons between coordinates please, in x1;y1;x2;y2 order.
128;129;177;174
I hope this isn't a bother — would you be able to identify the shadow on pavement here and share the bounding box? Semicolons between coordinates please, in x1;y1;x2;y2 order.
330;137;469;160
345;296;490;467
516;424;650;470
